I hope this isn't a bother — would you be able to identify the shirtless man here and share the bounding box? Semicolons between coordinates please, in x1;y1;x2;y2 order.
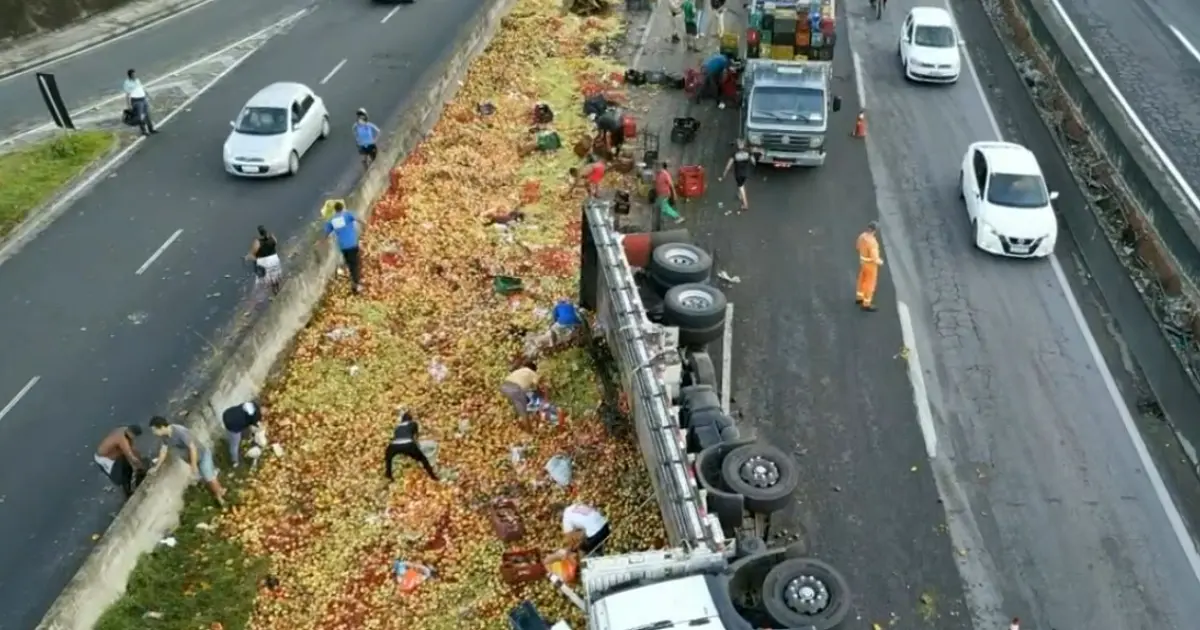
95;425;146;498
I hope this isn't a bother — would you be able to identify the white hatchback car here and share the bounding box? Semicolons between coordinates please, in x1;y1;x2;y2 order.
960;141;1060;258
899;7;961;83
224;82;329;177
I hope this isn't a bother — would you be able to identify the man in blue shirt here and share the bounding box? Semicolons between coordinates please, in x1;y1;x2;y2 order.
323;200;363;294
353;108;381;169
700;53;730;104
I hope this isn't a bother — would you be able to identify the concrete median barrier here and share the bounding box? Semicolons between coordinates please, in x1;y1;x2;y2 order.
35;0;520;626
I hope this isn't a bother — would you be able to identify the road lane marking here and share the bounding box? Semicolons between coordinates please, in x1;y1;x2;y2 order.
321;59;348;85
720;303;734;413
629;0;661;70
0;0;223;85
1169;25;1200;64
896;302;936;458
947;0;1200;586
1044;0;1200;219
381;5;402;24
136;229;183;275
0;377;40;423
852;51;866;108
0;6;312;147
0;10;306;270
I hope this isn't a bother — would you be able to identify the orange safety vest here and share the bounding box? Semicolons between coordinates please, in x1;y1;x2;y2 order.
857;231;881;266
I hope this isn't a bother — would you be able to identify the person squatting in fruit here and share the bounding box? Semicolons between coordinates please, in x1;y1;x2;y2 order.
222;400;266;467
500;361;540;419
719;138;753;212
384;408;439;481
699;52;730;105
150;416;226;507
593;108;625;156
561;502;612;555
855;220;884;312
94;424;147;498
568;160;607;198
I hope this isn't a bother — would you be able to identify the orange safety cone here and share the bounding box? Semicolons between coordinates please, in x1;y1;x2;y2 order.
852;110;867;138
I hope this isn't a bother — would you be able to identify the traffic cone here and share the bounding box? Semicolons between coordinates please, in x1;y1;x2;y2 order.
1009;618;1020;630
852;110;867;138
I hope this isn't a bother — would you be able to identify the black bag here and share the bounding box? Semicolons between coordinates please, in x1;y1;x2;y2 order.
121;108;139;126
624;69;647;86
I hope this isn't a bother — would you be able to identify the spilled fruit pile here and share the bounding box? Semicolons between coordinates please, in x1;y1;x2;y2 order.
218;0;665;628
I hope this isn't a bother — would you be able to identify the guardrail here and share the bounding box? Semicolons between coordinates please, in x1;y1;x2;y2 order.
580;198;725;551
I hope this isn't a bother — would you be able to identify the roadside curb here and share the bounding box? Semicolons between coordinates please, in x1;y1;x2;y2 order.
34;0;521;626
0;0;214;80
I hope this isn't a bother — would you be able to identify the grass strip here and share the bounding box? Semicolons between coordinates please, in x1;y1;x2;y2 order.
0;130;114;237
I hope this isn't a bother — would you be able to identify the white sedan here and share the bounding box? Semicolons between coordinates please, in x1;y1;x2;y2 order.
899;6;961;84
223;82;329;177
959;141;1060;258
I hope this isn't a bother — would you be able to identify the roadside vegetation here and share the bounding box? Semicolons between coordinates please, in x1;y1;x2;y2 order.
0;130;114;237
93;1;662;629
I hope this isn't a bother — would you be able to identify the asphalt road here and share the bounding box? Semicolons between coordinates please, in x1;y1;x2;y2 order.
632;1;1200;628
0;0;486;626
0;0;315;139
1050;0;1200;200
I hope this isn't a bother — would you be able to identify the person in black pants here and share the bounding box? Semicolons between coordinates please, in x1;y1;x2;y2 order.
719;138;753;212
385;409;439;481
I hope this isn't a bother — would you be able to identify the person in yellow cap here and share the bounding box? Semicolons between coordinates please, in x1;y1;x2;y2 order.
856;221;884;311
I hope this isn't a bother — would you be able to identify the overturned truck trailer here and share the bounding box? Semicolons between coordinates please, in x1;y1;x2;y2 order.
571;199;852;630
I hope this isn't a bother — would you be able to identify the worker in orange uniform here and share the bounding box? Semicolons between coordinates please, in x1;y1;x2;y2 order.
855;221;884;311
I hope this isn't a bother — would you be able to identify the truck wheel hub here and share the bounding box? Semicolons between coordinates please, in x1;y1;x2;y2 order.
676;289;713;310
783;574;829;614
740;456;779;488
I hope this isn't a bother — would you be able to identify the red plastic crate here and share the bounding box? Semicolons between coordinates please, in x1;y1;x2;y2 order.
621;114;637;139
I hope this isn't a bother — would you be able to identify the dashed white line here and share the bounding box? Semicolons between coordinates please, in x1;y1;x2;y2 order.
896;302;936;458
381;5;402;24
720;303;734;413
946;0;1200;587
1169;24;1200;65
0;377;41;423
136;229;183;275
320;59;348;85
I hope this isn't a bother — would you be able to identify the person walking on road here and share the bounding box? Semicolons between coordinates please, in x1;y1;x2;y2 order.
652;162;684;225
384;408;439;481
95;424;146;498
323;201;364;294
149;416;226;507
246;226;283;296
123;68;156;136
353;108;381;170
719;139;753;212
222;401;265;467
856;221;884;312
681;0;699;51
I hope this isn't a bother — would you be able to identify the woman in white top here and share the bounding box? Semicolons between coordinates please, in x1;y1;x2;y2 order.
562;503;611;555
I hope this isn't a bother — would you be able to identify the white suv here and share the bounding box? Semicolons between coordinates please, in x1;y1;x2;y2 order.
899;7;961;83
959;141;1060;258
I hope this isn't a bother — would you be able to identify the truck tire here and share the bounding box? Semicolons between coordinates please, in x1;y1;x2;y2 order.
679;320;725;349
664;284;727;330
721;443;798;514
682;385;721;416
688;423;723;453
761;558;851;630
648;242;712;286
685;351;719;388
719;425;741;442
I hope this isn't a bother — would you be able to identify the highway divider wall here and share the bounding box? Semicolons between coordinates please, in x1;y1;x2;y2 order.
991;2;1200;391
36;0;520;626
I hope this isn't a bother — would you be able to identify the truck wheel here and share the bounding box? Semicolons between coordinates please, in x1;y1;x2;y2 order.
663;283;725;328
686;351;718;388
678;320;725;348
719;425;741;442
721;443;798;514
649;243;712;286
683;387;722;419
761;558;851;630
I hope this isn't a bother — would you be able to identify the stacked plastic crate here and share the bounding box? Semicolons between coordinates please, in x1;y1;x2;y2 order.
746;0;836;61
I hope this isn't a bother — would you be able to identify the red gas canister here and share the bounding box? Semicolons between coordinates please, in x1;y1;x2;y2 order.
621;114;637;139
677;165;706;199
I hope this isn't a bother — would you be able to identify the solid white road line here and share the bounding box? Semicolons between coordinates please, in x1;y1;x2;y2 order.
0;6;311;147
136;229;183;275
1169;24;1200;64
0;10;300;269
320;59;347;85
947;0;1200;587
720;303;734;414
852;50;867;108
1045;0;1200;218
630;0;661;70
0;0;223;86
896;302;937;458
0;377;41;423
381;5;402;24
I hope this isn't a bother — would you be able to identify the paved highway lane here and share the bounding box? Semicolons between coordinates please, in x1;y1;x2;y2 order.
851;0;1200;628
1050;0;1200;203
0;0;315;138
0;0;484;626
